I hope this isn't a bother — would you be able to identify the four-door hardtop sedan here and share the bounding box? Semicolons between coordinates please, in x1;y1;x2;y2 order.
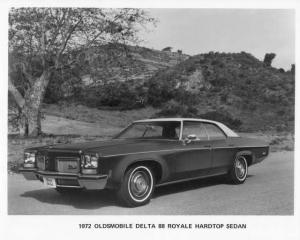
19;118;269;207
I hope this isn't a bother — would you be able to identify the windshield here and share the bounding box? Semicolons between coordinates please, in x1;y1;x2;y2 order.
115;121;181;140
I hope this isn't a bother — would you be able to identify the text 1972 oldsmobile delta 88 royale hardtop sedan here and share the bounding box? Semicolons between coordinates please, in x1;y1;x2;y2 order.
19;118;269;207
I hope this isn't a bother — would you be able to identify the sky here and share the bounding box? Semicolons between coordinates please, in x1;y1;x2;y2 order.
139;9;295;70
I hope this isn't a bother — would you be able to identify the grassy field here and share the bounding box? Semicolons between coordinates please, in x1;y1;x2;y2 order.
8;103;294;173
43;103;159;126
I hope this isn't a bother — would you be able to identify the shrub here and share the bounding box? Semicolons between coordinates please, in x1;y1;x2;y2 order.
80;82;146;110
263;53;276;67
147;79;176;107
155;100;198;118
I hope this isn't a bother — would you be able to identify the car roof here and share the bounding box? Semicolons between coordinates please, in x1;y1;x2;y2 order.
134;118;220;124
133;118;239;137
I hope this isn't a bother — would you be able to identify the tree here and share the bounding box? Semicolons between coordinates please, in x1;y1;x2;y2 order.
9;8;155;136
291;64;295;74
162;46;172;52
263;53;276;67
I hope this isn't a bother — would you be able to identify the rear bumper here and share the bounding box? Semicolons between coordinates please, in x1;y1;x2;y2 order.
19;167;108;190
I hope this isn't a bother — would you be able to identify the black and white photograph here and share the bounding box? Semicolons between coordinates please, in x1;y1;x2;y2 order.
1;0;299;239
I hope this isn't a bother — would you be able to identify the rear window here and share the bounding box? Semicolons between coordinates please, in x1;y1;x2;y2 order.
203;123;226;140
182;121;208;140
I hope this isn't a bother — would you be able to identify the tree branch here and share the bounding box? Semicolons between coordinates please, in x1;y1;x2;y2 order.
55;15;83;68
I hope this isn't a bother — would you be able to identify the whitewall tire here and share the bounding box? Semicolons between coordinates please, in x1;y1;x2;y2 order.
229;155;248;184
117;165;155;207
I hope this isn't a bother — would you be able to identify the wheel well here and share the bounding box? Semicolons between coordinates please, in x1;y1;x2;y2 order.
241;154;253;166
126;160;163;182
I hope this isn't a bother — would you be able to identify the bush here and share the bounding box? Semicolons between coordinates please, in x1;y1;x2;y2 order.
155;100;198;118
44;71;82;104
198;111;242;130
80;82;146;110
147;79;176;107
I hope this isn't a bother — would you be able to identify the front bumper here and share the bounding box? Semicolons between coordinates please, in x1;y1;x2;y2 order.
19;167;108;190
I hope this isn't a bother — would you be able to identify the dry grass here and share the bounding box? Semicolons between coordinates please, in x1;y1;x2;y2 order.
43;103;158;127
8;104;293;173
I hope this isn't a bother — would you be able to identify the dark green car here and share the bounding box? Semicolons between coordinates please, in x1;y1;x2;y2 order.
19;118;269;207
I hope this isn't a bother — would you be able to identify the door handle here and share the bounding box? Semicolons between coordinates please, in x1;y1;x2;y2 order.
228;144;235;147
204;145;211;148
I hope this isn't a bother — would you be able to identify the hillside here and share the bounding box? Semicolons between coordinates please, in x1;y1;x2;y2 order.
147;52;295;132
9;46;295;133
43;44;189;104
74;44;189;84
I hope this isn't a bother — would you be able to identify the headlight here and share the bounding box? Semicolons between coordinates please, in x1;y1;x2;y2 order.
24;152;36;167
82;153;99;174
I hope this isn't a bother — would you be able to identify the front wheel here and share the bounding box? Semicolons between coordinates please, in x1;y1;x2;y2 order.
228;155;248;184
116;165;155;207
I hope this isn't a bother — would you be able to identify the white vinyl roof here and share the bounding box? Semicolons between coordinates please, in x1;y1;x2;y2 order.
134;118;239;137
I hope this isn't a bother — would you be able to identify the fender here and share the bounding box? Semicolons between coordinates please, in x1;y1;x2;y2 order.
104;152;169;189
235;150;255;165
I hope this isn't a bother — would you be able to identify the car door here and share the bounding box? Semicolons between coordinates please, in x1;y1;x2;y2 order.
202;123;236;174
171;121;213;180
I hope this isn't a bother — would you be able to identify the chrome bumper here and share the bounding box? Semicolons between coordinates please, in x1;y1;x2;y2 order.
19;167;108;190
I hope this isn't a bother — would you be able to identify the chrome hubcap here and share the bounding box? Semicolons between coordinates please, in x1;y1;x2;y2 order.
130;171;150;198
235;157;246;179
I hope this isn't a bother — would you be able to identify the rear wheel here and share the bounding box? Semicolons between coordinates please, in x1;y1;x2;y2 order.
116;165;155;207
228;155;248;184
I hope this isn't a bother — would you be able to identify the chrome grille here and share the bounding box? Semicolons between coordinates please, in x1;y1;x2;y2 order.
56;157;80;173
36;155;46;170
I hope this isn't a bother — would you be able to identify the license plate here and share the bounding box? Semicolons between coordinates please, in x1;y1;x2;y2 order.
43;177;56;188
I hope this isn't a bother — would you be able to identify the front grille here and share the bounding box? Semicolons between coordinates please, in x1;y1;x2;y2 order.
56;157;80;173
56;178;80;186
36;155;46;170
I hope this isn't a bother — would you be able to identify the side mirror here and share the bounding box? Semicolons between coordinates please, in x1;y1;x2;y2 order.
183;134;197;144
187;134;197;140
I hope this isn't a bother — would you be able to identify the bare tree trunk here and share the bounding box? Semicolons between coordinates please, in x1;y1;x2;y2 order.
22;70;51;136
8;78;25;109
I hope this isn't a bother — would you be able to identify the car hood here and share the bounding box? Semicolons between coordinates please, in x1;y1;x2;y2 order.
28;139;180;156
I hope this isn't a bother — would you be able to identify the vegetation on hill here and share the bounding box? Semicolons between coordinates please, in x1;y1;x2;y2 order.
9;43;294;133
147;52;295;132
43;44;188;106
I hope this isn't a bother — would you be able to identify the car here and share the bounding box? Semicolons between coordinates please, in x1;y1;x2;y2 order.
19;118;269;207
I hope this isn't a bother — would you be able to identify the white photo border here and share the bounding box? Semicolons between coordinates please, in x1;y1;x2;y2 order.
1;0;299;239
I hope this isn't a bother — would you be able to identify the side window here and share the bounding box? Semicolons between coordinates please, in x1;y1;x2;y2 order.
143;125;163;138
182;122;208;140
203;123;226;140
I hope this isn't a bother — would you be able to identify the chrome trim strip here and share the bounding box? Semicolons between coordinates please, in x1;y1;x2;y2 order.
101;147;211;158
37;170;77;176
213;145;269;149
156;171;228;187
101;145;269;158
